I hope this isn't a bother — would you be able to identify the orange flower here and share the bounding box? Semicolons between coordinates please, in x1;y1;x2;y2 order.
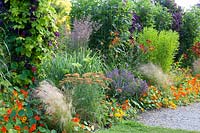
14;125;20;131
114;31;119;36
142;92;147;97
1;126;7;133
16;100;23;110
24;126;29;130
34;115;40;121
7;109;12;115
146;39;152;44
13;90;18;97
81;124;85;129
111;107;115;111
125;100;129;103
29;124;36;132
71;117;80;123
111;37;120;45
4;115;9;122
122;104;128;110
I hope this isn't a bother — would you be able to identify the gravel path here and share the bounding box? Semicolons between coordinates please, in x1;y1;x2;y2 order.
137;103;200;131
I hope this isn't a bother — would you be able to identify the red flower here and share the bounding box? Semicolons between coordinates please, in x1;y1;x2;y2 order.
183;53;188;59
4;115;9;122
20;89;28;98
71;117;80;123
29;124;36;132
34;115;40;121
7;109;12;115
14;125;21;130
139;44;147;53
24;85;28;89
31;66;37;73
1;126;7;133
146;39;152;44
32;77;35;82
39;124;44;127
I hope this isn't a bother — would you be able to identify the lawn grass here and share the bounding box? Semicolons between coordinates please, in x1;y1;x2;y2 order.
98;121;199;133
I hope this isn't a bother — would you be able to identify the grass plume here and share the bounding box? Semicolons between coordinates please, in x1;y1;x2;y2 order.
35;80;73;131
138;63;173;87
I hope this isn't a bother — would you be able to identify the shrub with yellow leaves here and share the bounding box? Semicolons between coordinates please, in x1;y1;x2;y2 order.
51;0;71;30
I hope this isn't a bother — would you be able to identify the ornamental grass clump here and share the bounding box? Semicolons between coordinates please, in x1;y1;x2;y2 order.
35;80;73;132
106;69;148;101
138;63;173;87
193;58;200;75
70;17;101;50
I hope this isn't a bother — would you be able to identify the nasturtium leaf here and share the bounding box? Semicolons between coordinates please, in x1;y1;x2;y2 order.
29;118;36;125
6;123;13;130
10;110;16;118
27;109;33;117
8;129;18;133
39;127;48;132
51;129;57;133
16;118;22;125
18;110;25;116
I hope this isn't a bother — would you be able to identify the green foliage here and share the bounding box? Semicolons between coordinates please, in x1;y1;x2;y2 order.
154;4;172;31
1;0;58;86
39;49;105;85
133;0;172;31
138;27;179;72
0;86;55;132
70;0;133;52
60;72;110;126
133;0;156;28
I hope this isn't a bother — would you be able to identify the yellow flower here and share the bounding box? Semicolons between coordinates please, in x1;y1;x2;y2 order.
21;116;27;123
114;113;122;118
169;101;176;109
114;109;125;118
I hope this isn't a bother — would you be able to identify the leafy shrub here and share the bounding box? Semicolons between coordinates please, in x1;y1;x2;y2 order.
70;0;133;52
131;0;172;32
106;69;148;101
154;4;172;31
179;7;200;66
51;0;71;28
133;0;156;28
138;27;179;72
0;0;59;86
155;0;183;31
60;73;111;125
39;49;105;86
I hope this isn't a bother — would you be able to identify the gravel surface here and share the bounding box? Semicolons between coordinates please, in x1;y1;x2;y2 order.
137;103;200;131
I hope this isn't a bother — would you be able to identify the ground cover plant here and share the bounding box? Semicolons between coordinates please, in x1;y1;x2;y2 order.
1;0;200;132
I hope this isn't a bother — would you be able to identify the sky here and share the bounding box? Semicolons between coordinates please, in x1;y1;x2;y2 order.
175;0;199;9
